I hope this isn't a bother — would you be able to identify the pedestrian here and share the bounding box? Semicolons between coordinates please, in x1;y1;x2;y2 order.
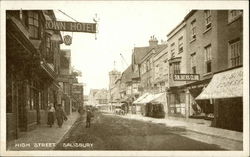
47;103;55;127
86;109;92;128
55;104;68;128
78;105;84;115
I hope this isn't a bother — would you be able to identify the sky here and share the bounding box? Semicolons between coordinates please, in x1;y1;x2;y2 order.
54;2;191;95
2;1;246;95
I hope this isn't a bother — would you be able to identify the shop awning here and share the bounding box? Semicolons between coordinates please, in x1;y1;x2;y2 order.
196;67;243;100
150;93;166;104
138;94;155;104
133;93;166;104
133;93;149;104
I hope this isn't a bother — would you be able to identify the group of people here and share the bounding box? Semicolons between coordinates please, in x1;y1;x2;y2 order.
47;103;94;129
47;103;68;128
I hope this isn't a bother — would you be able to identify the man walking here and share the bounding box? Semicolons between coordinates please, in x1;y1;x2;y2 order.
86;109;92;128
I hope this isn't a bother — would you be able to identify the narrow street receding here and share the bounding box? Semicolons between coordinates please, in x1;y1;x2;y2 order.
55;111;224;150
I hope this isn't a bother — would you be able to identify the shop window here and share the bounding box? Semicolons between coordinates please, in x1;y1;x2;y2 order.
40;90;46;110
228;10;243;23
28;11;39;39
191;19;196;40
229;39;241;67
30;81;40;110
204;44;212;73
178;36;183;53
204;10;212;29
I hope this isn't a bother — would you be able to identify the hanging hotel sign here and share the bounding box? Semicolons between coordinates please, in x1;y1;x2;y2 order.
174;74;200;81
63;35;72;45
45;20;96;33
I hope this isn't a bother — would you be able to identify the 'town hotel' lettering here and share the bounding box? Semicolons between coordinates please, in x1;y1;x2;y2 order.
45;20;96;33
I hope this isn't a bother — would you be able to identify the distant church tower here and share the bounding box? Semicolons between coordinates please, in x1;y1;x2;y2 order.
108;61;121;90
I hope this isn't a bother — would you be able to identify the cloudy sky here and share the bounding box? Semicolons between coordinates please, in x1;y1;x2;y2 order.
1;1;247;95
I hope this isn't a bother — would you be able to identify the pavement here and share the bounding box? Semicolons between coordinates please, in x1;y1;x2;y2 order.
6;112;79;150
114;112;243;143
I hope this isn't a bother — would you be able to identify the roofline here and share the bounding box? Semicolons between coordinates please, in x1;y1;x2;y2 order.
140;44;167;63
140;48;155;64
167;21;186;40
166;10;196;39
153;44;168;56
167;20;186;37
184;10;197;21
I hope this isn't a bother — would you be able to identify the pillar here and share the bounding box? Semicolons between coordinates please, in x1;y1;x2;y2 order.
185;89;190;120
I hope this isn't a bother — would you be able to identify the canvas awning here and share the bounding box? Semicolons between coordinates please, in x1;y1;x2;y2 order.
133;93;149;104
196;67;243;100
134;93;166;104
150;93;166;104
138;94;155;104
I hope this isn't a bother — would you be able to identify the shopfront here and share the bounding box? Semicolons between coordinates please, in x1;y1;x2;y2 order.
133;93;166;118
186;79;212;120
168;89;186;118
196;66;243;131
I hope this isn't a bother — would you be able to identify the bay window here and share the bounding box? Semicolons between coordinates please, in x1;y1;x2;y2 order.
28;11;39;39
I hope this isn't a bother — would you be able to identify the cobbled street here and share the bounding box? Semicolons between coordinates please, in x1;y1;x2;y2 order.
55;112;225;150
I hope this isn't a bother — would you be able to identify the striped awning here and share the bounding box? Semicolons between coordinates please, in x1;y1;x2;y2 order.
196;67;243;100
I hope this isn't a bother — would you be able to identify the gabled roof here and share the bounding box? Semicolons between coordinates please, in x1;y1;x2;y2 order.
133;44;167;65
133;47;154;64
140;44;167;63
121;65;133;83
154;44;168;54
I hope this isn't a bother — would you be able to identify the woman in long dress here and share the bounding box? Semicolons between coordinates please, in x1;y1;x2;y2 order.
55;104;67;128
47;103;55;127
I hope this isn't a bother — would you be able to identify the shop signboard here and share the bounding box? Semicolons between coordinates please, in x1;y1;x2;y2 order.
72;84;83;94
45;20;96;33
187;84;208;90
174;74;200;81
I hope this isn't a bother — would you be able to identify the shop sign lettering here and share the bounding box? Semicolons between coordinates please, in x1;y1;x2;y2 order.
174;74;200;81
45;20;96;33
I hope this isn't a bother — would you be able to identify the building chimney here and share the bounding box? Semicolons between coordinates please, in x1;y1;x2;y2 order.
149;35;158;47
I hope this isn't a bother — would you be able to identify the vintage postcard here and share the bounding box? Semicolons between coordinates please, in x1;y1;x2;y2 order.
0;0;249;156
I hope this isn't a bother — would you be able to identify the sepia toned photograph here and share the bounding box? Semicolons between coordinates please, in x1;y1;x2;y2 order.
0;1;249;156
